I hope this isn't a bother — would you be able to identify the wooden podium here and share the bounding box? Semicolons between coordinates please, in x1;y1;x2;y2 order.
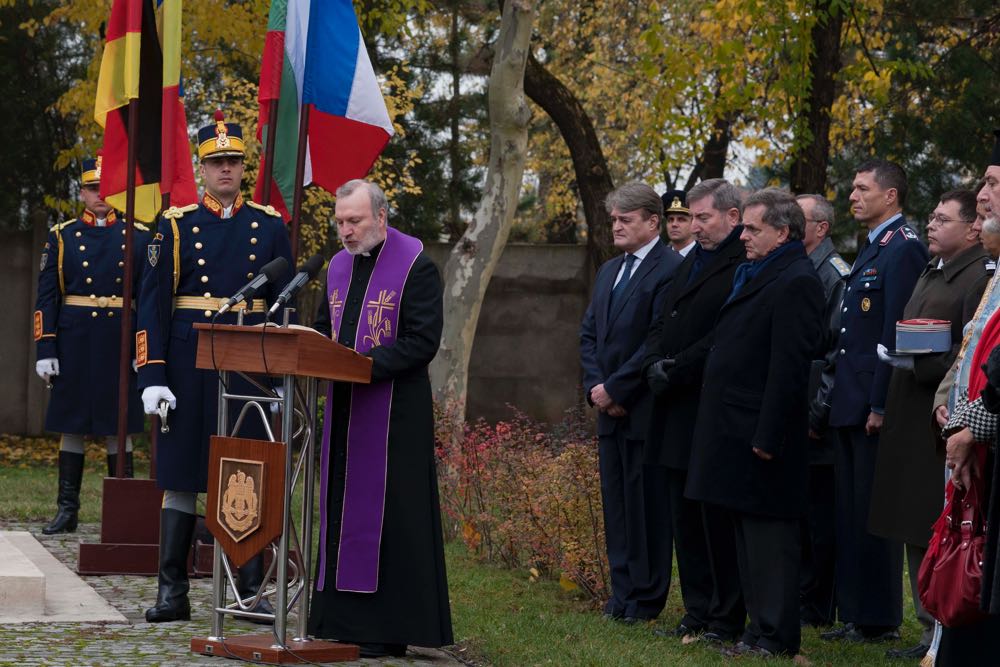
189;321;371;664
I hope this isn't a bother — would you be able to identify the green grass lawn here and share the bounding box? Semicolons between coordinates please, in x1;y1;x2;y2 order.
2;437;922;665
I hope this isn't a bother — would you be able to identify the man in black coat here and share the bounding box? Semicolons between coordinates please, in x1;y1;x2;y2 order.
686;188;824;658
580;182;682;623
642;178;746;641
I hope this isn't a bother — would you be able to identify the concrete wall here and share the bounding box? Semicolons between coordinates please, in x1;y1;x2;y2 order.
1;225;49;435
0;237;591;435
425;243;591;424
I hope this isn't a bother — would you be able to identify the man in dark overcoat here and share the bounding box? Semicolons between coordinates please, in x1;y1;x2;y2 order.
308;179;452;659
137;112;293;622
824;159;928;643
797;193;848;627
580;181;682;623
642;178;746;641
869;189;991;660
686;187;823;658
33;155;149;534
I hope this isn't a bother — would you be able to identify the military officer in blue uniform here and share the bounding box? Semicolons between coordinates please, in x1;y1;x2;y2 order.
33;154;149;535
823;159;928;643
136;111;293;623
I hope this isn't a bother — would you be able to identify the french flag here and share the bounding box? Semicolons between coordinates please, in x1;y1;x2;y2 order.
255;0;394;219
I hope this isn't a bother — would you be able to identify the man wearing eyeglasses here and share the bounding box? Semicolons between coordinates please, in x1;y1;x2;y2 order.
867;189;990;660
823;159;928;644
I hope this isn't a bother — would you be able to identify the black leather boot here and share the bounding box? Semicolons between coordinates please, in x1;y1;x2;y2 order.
42;451;84;535
106;452;134;478
145;509;196;622
238;552;275;624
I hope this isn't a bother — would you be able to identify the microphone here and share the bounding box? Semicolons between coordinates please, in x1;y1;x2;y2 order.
268;254;324;317
218;256;289;315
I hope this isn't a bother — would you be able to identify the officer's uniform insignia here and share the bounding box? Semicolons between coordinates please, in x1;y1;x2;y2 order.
861;297;871;312
33;311;43;341
879;230;895;246
247;200;281;218
154;232;164;241
830;256;850;277
863;268;878;277
163;204;198;220
135;330;148;366
148;244;160;267
900;226;919;241
40;252;48;272
986;258;997;273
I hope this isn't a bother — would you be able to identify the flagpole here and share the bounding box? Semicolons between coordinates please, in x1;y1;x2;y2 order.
114;98;140;478
289;102;310;263
261;99;279;205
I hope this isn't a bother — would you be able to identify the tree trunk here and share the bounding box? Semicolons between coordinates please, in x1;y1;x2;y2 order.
789;0;844;195
523;52;616;270
430;0;535;420
683;115;733;191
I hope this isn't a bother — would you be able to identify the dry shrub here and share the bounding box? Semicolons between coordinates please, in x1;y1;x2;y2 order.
435;404;608;602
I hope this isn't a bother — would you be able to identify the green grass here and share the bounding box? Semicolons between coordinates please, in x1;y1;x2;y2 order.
2;446;923;666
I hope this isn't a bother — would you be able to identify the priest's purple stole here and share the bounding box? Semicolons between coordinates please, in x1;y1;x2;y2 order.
317;226;423;592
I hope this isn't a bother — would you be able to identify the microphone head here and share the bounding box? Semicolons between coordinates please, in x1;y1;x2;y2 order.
260;256;289;282
301;254;324;279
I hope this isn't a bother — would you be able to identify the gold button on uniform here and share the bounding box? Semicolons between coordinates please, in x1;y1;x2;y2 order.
82;261;89;268
195;242;203;250
247;272;253;279
193;226;200;234
115;277;122;283
121;244;125;250
118;261;124;267
251;222;259;229
79;245;86;251
250;238;258;245
204;310;212;317
201;276;209;283
204;292;212;298
249;254;256;261
75;231;82;238
108;311;115;317
91;311;98;318
85;277;93;284
198;258;205;266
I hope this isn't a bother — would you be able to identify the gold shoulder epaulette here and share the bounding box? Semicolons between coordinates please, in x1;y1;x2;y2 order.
246;200;281;217
135;222;150;232
163;203;198;220
52;219;75;232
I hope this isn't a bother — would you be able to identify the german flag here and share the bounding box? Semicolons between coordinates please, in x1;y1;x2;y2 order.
95;0;196;222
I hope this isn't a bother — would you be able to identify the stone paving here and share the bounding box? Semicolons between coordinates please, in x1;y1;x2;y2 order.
0;522;463;667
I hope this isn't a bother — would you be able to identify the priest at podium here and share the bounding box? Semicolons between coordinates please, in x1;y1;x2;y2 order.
309;179;453;659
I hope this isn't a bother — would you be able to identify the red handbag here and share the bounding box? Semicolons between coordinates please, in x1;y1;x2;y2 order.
918;478;988;628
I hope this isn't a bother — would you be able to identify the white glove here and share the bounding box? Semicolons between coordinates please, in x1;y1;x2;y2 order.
36;358;59;381
142;386;177;414
131;359;138;373
877;343;914;371
271;387;284;414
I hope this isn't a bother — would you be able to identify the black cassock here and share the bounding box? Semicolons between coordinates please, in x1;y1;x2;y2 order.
308;242;453;648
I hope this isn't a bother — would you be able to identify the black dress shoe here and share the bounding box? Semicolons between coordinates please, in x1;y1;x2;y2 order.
357;643;406;658
618;616;642;625
670;622;703;637
820;623;855;641
721;641;775;658
702;630;738;644
886;643;929;659
849;625;900;643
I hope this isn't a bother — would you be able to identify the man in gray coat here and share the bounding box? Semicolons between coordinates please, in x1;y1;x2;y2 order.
797;194;849;628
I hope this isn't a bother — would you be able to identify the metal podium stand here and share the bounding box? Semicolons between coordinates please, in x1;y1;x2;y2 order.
189;316;372;664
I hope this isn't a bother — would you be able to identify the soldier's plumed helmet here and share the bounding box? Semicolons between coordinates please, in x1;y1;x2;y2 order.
197;109;246;161
661;189;689;215
81;152;103;185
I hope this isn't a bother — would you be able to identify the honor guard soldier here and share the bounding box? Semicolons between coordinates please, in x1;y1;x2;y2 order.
136;110;293;623
33;154;149;535
661;189;695;256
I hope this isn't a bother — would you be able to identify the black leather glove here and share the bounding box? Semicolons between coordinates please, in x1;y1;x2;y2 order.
645;358;675;395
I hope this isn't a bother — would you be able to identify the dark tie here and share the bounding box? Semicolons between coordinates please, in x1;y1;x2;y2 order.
609;254;637;313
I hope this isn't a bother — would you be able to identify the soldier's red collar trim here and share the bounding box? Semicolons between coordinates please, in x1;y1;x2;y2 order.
202;192;243;218
81;209;117;227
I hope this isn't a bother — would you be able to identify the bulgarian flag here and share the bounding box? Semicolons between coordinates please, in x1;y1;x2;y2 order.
94;0;197;222
255;0;394;221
